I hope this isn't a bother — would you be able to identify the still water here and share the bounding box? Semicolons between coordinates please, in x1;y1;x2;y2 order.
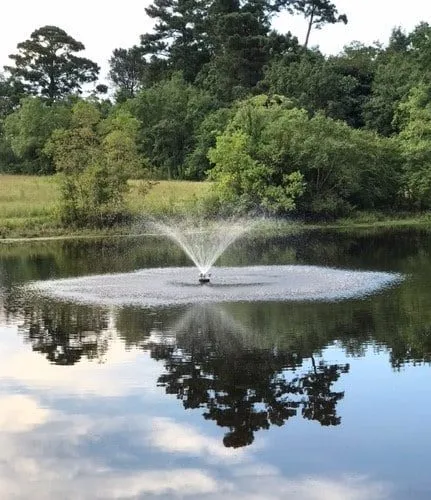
0;227;431;499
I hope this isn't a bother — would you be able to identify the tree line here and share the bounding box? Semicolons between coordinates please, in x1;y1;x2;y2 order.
1;2;431;223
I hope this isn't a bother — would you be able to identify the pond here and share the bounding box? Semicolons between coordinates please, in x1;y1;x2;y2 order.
0;226;431;499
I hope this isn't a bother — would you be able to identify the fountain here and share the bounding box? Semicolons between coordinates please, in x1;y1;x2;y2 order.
150;218;253;284
27;217;403;307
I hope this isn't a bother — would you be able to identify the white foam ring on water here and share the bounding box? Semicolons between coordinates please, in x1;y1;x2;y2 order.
29;265;402;307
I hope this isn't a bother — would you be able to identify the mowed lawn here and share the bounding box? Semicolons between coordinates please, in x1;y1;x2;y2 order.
0;175;212;237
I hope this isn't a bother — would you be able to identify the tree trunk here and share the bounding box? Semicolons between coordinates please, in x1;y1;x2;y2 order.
304;5;316;49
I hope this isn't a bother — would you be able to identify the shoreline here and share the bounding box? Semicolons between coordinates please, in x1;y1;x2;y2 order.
1;214;431;244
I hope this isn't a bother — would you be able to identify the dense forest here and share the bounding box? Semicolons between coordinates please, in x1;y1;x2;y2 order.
1;0;431;223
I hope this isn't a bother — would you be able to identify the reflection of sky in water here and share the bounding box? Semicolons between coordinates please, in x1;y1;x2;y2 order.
2;320;429;500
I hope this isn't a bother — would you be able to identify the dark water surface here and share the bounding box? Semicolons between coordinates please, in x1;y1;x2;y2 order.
1;227;431;499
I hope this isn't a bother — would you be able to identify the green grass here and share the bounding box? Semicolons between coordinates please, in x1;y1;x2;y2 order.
0;175;213;238
128;179;212;215
1;174;431;240
0;175;58;218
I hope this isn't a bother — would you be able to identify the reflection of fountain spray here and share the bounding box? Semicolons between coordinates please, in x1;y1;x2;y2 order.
151;218;254;282
167;304;253;350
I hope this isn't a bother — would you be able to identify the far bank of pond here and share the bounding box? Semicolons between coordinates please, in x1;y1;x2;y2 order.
1;174;431;240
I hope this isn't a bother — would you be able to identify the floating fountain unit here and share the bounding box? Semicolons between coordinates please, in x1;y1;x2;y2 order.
199;273;211;284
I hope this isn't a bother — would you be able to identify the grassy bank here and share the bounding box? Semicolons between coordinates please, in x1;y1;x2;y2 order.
0;175;212;239
1;174;430;240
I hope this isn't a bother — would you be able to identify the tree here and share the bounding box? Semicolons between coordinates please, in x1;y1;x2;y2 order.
0;73;25;172
0;73;26;119
138;0;293;101
4;26;99;100
208;96;305;214
196;0;274;102
208;95;401;217
397;84;431;208
17;298;109;365
45;100;143;226
127;73;214;178
109;46;149;101
364;23;431;136
262;42;381;128
150;304;349;447
288;0;347;48
185;107;234;179
3;97;71;173
263;108;401;215
140;0;211;83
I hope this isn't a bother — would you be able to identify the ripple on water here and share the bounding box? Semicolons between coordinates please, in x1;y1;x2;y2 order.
28;265;403;307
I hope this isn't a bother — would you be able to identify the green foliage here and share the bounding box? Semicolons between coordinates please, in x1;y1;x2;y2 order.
364;23;431;136
4;26;100;100
208;97;306;214
263;43;379;128
141;0;211;83
265;110;401;215
109;46;149;101
138;0;296;103
397;84;431;208
0;73;25;119
196;3;273;102
128;73;214;179
208;96;401;217
0;135;17;173
45;101;143;226
3;97;71;173
185;107;235;179
5;15;431;222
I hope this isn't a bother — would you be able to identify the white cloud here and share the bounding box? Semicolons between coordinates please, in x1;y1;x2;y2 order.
101;469;218;499
0;327;392;500
0;385;392;500
0;326;162;397
0;394;50;432
150;417;245;463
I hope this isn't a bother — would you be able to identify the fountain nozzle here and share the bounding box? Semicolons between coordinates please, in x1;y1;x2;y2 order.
199;272;211;284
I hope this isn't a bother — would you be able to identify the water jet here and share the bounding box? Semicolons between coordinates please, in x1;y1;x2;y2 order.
150;217;254;283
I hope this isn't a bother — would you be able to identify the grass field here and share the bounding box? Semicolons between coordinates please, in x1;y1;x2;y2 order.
1;174;430;240
0;175;212;238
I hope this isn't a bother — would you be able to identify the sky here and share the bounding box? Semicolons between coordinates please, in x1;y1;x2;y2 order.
1;0;431;83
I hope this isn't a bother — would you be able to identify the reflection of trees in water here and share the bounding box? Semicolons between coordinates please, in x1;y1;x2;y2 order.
10;293;111;365
147;305;349;448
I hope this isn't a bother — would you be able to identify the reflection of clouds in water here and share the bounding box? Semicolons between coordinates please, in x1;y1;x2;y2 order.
147;419;390;499
0;459;217;499
0;327;392;499
0;326;161;397
208;473;391;500
0;397;392;499
0;395;50;432
150;417;245;463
